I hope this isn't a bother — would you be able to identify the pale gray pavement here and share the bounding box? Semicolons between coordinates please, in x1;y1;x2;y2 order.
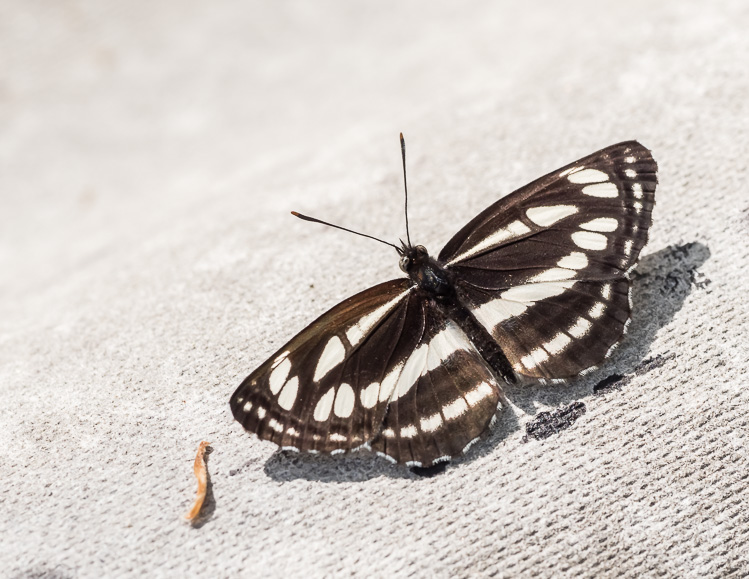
2;1;749;577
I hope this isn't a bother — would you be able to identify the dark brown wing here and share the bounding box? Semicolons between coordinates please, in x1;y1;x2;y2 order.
231;279;419;454
439;141;657;380
231;279;505;466
369;303;503;467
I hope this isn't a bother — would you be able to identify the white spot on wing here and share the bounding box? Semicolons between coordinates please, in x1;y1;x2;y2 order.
625;169;637;178
270;351;289;369
268;418;284;433
544;333;572;354
502;281;576;303
313;336;346;382
464;382;495;407
601;283;612;299
589;302;605;319
379;362;404;402
463;437;480;454
529;268;577;282
330;434;347;442
581;217;618;232
526;205;578;226
448;220;531;264
242;401;253;413
625;156;636;163
344;289;410;346
560;166;582;177
381;428;395;438
372;451;395;464
313;387;335;422
521;348;550;368
442;397;469;420
256;406;267;420
420;413;443;433
633;183;644;199
572;231;608;250
391;323;481;402
582;183;619;198
360;382;380;409
400;425;418;438
277;377;299;410
557;252;589;270
568;318;592;338
568;168;608;183
392;344;428;401
376;451;397;463
471;299;528;328
269;358;291;395
333;383;355;418
426;322;470;374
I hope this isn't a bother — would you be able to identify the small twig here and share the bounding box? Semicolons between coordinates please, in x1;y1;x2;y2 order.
185;441;211;521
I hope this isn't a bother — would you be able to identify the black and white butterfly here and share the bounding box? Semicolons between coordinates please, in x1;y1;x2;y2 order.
230;136;657;468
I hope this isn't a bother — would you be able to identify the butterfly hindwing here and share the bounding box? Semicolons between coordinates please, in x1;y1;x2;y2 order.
438;141;657;379
456;278;631;379
369;303;503;467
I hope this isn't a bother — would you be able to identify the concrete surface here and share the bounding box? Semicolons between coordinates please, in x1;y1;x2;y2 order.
2;1;748;577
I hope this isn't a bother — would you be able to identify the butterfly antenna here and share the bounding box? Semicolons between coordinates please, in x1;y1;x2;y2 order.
400;133;412;248
291;211;403;254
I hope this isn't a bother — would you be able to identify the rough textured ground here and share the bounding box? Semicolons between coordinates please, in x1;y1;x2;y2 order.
2;1;749;577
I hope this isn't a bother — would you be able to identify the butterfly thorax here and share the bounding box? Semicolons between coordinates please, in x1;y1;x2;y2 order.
399;244;453;297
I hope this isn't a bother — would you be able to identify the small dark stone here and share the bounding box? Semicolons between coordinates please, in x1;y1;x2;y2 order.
523;401;587;441
593;373;627;394
411;462;449;477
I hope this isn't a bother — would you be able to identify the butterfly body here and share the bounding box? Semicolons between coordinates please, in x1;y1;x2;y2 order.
400;244;453;297
400;243;519;385
231;140;657;467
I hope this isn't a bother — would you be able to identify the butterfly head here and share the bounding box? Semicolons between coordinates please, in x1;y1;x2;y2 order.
399;244;453;296
398;244;428;273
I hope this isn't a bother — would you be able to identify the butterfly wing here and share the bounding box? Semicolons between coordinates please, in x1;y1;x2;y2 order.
231;278;505;466
369;303;503;467
438;141;657;380
231;279;419;454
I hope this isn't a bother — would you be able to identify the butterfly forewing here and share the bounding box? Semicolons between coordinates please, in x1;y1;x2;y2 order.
231;279;419;453
439;141;657;379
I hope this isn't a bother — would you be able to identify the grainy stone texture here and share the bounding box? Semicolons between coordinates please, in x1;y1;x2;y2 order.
2;1;748;577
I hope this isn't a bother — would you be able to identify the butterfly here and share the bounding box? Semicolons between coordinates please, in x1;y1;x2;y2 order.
230;136;657;468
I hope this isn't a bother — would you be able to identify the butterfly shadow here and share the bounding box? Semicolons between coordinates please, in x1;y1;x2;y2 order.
263;450;419;482
264;242;710;481
497;241;712;422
